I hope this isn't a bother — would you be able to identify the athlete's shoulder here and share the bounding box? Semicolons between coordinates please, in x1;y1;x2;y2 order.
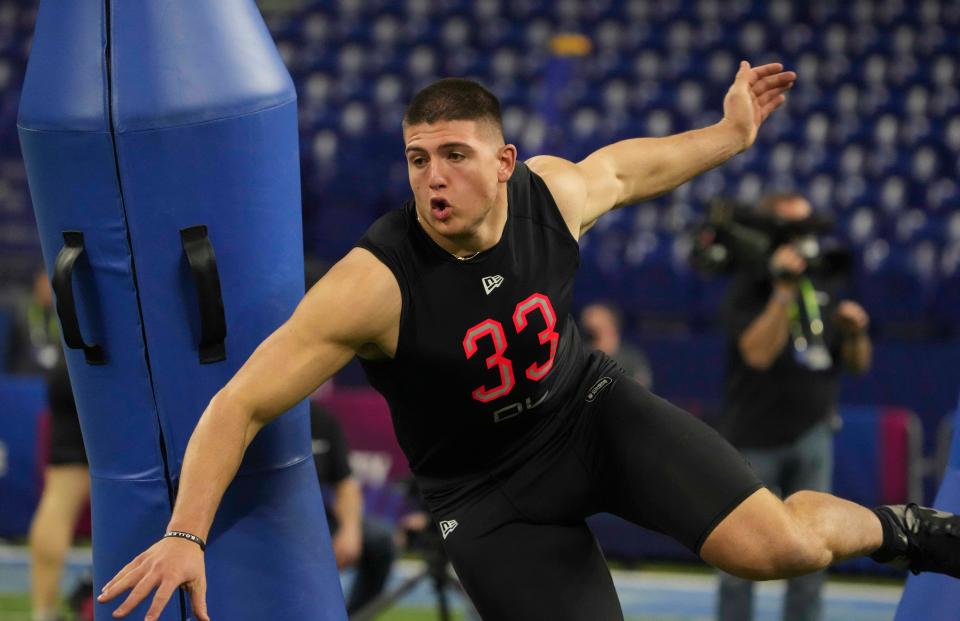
355;202;420;296
525;156;588;209
520;156;583;240
509;159;532;183
361;202;413;249
304;246;401;359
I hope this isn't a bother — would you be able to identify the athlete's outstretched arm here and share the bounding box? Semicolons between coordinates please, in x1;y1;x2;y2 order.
528;61;795;237
98;247;400;621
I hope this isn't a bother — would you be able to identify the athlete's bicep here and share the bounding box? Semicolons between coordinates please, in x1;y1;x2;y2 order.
223;248;401;426
575;151;625;232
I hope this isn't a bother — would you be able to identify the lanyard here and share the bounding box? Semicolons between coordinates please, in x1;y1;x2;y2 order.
27;302;60;347
787;277;824;352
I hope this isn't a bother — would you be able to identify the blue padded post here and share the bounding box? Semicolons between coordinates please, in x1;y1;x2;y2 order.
19;3;175;618
19;1;344;619
894;395;960;621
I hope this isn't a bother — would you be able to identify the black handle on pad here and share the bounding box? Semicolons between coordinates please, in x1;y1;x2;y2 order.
180;225;226;363
52;231;105;365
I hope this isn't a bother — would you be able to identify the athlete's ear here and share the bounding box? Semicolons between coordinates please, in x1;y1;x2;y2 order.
497;143;517;182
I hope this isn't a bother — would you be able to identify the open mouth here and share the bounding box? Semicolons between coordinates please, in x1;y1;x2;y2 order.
430;197;452;220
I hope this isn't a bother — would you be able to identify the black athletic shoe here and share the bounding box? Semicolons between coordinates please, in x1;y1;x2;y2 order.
872;503;960;578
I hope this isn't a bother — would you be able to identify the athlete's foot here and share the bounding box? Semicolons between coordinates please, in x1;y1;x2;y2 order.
872;503;960;578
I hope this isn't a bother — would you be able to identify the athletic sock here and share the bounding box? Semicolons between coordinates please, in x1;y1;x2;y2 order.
869;505;910;564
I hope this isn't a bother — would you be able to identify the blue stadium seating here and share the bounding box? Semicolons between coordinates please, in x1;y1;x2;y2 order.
0;0;958;331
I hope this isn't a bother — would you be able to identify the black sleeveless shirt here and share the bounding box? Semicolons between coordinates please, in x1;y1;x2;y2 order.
356;162;589;480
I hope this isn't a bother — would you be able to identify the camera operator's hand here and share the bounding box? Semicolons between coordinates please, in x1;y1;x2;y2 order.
769;245;806;282
395;511;431;549
835;300;870;336
836;301;872;373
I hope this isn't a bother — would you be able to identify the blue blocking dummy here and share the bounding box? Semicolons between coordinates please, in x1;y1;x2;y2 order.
18;2;345;619
895;400;960;621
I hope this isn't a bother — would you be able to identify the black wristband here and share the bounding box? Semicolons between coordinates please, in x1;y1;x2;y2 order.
163;530;206;551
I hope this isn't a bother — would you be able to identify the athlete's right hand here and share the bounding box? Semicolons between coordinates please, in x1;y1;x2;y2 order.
98;537;210;621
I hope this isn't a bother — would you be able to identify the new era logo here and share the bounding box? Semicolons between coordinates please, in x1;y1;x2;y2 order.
482;275;504;295
585;376;613;403
439;519;459;539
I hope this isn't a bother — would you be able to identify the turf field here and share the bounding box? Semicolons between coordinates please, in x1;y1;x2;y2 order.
0;595;466;621
0;546;902;620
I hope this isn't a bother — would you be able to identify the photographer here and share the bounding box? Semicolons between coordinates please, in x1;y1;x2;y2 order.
580;301;653;389
715;192;871;621
310;402;396;615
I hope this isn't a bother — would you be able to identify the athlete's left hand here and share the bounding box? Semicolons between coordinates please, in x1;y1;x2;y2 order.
722;61;797;150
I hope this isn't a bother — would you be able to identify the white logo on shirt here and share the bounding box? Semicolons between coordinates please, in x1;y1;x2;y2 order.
585;377;613;402
439;519;459;539
482;275;504;295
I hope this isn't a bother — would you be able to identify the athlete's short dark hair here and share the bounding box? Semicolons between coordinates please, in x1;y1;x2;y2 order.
403;78;503;137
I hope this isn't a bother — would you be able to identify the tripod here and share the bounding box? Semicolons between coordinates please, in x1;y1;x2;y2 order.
350;529;473;621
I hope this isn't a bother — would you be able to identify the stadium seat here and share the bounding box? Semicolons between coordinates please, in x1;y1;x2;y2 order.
3;0;960;333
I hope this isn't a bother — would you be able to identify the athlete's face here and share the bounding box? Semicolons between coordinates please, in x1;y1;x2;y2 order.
403;119;516;241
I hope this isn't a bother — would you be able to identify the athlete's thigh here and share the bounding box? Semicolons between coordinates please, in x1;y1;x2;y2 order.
595;376;763;554
442;505;624;621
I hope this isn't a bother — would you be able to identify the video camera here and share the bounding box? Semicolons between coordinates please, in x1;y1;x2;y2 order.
691;198;852;281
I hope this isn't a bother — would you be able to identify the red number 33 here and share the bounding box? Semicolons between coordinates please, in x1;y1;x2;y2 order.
461;293;559;403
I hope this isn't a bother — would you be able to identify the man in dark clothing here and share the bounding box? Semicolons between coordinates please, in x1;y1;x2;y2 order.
7;268;92;621
580;301;652;389
717;192;871;621
6;268;60;374
309;403;395;614
103;70;960;621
